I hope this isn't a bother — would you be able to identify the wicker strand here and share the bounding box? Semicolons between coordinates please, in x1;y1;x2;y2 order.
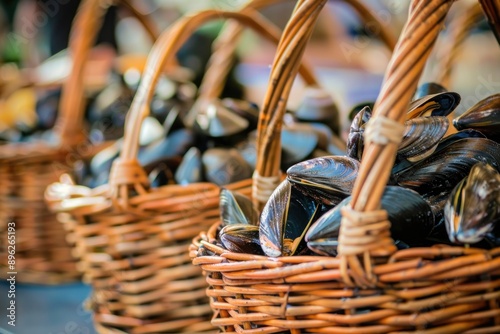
251;171;281;204
363;116;405;146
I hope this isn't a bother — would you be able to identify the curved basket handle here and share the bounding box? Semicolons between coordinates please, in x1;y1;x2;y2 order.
251;0;397;210
479;0;500;45
200;0;397;102
436;2;485;88
54;0;159;147
337;0;455;288
108;9;322;205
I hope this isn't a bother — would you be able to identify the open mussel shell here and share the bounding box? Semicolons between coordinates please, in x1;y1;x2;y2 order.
202;148;253;186
407;91;461;119
348;102;375;122
398;116;449;161
453;93;500;142
259;180;319;257
295;87;340;135
174;147;203;185
444;162;500;245
220;224;264;255
35;88;61;130
394;137;500;197
220;189;258;227
137;128;195;167
414;82;447;100
347;106;371;160
306;186;435;256
286;156;360;205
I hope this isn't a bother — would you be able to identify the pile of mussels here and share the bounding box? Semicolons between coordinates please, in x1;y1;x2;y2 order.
73;83;345;190
216;83;500;257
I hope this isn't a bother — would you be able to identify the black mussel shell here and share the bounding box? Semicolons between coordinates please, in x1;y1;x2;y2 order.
348;102;375;122
392;130;487;174
220;224;264;255
407;91;461;119
306;186;435;256
147;163;173;188
202;148;253;186
259;180;318;257
287;156;359;205
192;99;250;138
221;98;259;131
394;138;500;197
220;189;259;227
414;82;447;100
453;93;500;142
398;116;449;161
295;87;340;135
347;106;371;160
444;162;500;244
174;147;203;185
137;129;195;167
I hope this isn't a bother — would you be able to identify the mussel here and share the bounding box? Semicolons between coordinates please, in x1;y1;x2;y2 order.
259;180;319;257
294;87;340;135
347;106;371;160
453;93;500;143
305;186;435;256
394;137;500;197
286;156;360;205
397;116;449;162
407;91;461;119
444;162;500;245
202;148;253;186
220;224;264;255
174;147;203;185
220;188;258;227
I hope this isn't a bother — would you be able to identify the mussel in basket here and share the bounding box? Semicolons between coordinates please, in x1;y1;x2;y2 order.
220;224;264;255
174;147;203;185
306;186;435;256
286;156;360;205
202;148;253;186
453;93;500;143
294;87;340;135
397;116;449;162
407;91;461;119
347;106;371;160
259;180;319;257
220;188;258;227
444;162;500;245
394;137;500;197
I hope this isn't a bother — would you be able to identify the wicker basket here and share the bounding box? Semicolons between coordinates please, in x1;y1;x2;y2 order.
43;5;327;333
190;1;500;333
0;0;158;284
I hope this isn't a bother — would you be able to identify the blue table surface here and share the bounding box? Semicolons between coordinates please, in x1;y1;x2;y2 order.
0;281;97;334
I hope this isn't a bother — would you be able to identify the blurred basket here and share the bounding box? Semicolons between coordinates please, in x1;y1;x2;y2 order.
190;0;500;333
43;3;328;332
0;0;158;284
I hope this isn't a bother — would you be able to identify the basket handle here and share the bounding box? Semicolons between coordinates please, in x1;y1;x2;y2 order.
336;0;455;288
251;0;397;210
54;0;159;147
478;0;500;45
108;9;324;204
199;0;398;102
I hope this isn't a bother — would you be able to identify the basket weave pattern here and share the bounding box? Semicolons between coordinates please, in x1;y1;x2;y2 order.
0;0;158;284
